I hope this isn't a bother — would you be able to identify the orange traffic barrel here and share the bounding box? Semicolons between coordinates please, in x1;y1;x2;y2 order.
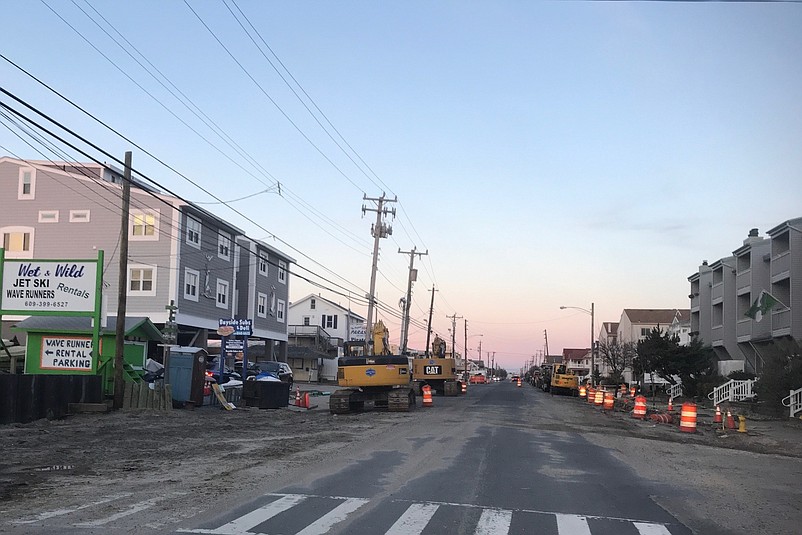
587;387;596;404
461;382;467;394
603;392;615;411
517;378;522;387
679;402;697;433
618;384;627;398
579;385;587;398
633;395;647;419
629;386;636;398
594;389;604;406
422;385;433;407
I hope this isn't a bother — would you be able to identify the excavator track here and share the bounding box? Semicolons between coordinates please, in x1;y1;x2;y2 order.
388;388;415;412
329;389;357;414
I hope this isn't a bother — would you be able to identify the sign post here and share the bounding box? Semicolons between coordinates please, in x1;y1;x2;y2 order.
217;319;252;382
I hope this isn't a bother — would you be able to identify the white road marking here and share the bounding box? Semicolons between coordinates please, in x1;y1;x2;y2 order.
75;496;166;527
634;521;673;535
180;494;306;534
295;497;370;535
555;513;592;535
385;503;440;535
475;508;513;535
11;493;132;524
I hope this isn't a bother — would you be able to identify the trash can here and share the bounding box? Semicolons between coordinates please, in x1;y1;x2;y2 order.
243;380;290;409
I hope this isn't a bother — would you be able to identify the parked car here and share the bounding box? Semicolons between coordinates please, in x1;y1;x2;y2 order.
258;361;293;388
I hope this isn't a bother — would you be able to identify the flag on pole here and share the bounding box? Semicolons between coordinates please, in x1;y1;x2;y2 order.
745;290;783;322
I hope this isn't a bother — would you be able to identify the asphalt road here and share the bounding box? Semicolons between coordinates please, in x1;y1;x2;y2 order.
180;382;694;535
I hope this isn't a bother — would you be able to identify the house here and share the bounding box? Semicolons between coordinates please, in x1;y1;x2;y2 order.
617;309;690;344
287;294;366;343
563;348;591;377
689;221;802;375
0;157;294;362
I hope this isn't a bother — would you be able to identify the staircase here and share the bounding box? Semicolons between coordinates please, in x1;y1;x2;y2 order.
709;379;756;406
782;387;802;418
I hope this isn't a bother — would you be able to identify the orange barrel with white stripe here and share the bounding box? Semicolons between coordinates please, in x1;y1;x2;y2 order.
517;378;522;387
603;391;614;411
632;395;647;419
629;386;636;398
587;387;596;404
461;381;467;394
680;402;697;433
579;385;587;398
594;389;604;406
618;384;627;398
422;385;433;407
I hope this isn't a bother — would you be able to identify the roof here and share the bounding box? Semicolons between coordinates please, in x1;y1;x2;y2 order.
288;294;366;322
602;322;619;335
12;316;164;341
287;346;337;360
563;348;589;361
623;309;690;325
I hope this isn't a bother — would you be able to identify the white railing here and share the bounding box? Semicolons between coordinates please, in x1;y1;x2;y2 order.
666;383;683;400
782;387;802;418
708;379;756;406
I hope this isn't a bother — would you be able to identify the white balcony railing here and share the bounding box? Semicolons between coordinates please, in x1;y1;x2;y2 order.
708;379;756;406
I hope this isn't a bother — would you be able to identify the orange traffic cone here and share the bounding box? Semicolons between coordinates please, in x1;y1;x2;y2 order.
667;398;674;412
303;392;310;409
726;409;736;429
713;405;722;424
295;386;301;407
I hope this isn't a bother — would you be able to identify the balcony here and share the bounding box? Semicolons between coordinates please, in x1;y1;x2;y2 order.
771;252;791;281
736;319;751;341
287;325;341;352
772;309;791;335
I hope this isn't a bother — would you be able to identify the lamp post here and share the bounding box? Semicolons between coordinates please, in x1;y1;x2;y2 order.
560;303;595;386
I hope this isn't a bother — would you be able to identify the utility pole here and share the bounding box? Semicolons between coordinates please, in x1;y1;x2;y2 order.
446;313;463;376
544;330;550;362
398;247;428;354
463;318;468;381
113;151;132;410
424;285;436;357
362;193;396;355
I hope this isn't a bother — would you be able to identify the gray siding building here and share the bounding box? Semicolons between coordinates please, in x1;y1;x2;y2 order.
1;157;294;359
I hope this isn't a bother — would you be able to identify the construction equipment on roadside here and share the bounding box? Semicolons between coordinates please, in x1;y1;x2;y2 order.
329;320;415;414
713;405;722;424
680;402;698;433
549;364;579;396
411;335;460;397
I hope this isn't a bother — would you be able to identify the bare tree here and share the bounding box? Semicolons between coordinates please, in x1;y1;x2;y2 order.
598;340;637;383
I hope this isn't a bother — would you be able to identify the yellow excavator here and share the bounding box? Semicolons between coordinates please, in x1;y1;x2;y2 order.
550;363;579;396
329;320;415;414
411;335;460;396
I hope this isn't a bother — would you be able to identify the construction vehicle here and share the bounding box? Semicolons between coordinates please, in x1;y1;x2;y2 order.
549;363;579;396
411;335;460;396
329;320;415;414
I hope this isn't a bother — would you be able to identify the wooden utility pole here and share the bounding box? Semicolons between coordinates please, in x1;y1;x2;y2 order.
113;151;132;410
362;193;396;355
398;247;427;354
424;285;436;357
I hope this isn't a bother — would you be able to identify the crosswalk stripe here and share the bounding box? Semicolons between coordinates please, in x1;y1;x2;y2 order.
295;497;370;535
75;496;167;527
11;493;132;524
555;513;591;535
475;508;513;535
385;503;440;535
181;494;307;535
634;521;673;535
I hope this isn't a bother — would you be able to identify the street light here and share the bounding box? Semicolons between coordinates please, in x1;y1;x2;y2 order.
560;302;595;386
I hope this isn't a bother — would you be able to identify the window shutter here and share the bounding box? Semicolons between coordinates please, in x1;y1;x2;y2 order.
322;316;326;328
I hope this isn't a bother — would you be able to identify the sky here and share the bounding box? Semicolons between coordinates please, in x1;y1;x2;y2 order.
2;1;801;371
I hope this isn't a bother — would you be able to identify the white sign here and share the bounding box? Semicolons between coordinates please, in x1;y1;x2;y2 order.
40;336;94;371
2;260;97;313
350;323;366;341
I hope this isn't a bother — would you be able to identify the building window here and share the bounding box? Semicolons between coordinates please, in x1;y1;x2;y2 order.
322;314;338;330
130;210;158;241
129;266;156;296
184;268;199;302
186;216;201;248
257;292;268;318
70;210;90;222
38;210;59;223
216;279;229;309
303;316;310;326
640;328;650;337
310;298;316;310
18;167;35;199
277;299;286;323
2;227;34;259
259;252;268;276
278;260;287;284
218;232;231;260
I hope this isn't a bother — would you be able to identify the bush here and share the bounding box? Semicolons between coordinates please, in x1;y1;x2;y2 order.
729;370;756;381
755;352;802;416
